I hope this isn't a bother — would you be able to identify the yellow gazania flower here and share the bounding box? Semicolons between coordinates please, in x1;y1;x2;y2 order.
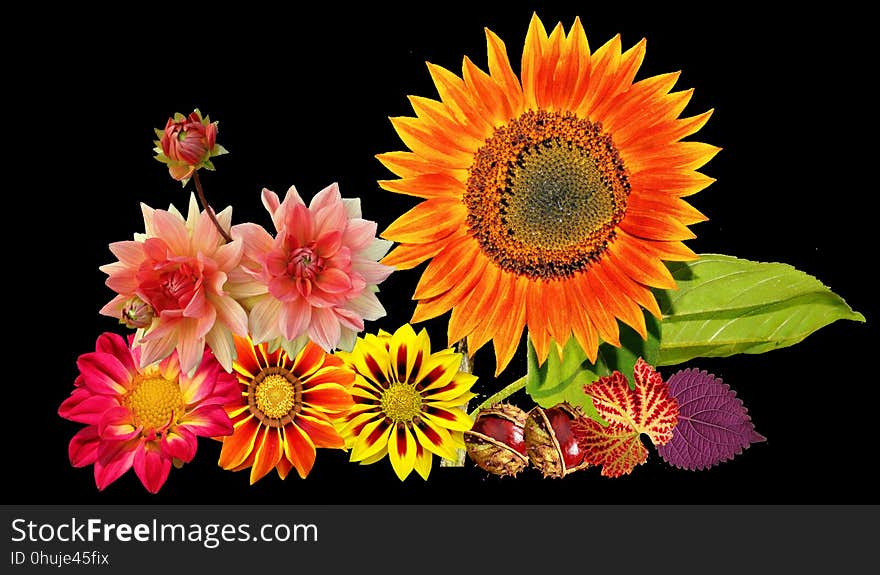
336;324;476;480
379;15;718;374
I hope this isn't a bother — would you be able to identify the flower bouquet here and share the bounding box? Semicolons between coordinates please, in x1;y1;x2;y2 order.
56;14;865;494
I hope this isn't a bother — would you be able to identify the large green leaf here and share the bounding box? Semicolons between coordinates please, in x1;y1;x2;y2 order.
526;336;602;417
525;313;661;416
656;254;866;365
597;313;661;388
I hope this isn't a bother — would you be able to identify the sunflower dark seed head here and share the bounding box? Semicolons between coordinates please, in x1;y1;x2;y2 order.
464;403;530;477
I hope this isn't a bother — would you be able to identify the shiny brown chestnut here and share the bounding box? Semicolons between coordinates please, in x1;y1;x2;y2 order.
524;403;590;478
464;403;530;477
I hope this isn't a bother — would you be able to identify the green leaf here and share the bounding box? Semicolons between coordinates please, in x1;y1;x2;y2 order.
655;254;866;366
598;314;661;388
524;312;661;414
525;336;603;418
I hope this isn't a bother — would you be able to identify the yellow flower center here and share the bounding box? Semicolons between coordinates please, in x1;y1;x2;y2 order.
124;374;185;431
255;374;296;419
465;109;629;280
381;382;423;424
248;367;303;427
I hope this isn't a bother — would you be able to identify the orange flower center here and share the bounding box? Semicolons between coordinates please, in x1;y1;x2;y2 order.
381;382;423;424
124;373;185;432
249;367;303;427
465;110;629;280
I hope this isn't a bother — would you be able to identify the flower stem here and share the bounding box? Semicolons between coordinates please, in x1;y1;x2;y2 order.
193;171;232;243
468;375;527;418
440;339;472;468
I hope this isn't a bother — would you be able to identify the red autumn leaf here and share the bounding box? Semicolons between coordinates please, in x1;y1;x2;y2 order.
573;358;679;477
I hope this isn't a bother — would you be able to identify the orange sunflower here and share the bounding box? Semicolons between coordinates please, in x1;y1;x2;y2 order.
379;15;717;374
218;335;354;483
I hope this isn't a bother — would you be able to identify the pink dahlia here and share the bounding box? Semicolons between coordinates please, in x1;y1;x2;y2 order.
58;333;238;493
100;194;249;375
232;183;393;356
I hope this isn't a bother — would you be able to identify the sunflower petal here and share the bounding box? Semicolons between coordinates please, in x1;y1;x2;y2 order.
381;239;448;270
408;95;484;151
607;230;678;290
426;63;492;135
447;259;502;348
376;151;468;181
462;56;507;126
411;253;488;323
574;273;620;347
378;173;465;199
414;235;480;299
521;13;549;110
381;198;466;244
390;116;474;168
485;27;524;115
491;275;528;375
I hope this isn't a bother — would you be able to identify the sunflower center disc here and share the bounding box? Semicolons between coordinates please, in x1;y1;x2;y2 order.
124;374;185;431
381;382;423;423
250;367;303;426
465;110;630;280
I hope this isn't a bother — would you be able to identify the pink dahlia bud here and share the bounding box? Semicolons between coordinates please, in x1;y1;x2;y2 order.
153;109;227;183
119;295;155;329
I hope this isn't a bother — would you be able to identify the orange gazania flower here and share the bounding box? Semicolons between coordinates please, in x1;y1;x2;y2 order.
218;336;355;483
379;15;717;374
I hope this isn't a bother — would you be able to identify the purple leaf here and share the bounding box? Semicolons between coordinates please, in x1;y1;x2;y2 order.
657;368;765;471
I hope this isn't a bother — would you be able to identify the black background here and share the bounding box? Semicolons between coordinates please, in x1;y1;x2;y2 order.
9;2;876;504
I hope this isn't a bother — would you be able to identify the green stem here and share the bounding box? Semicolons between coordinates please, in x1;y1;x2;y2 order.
468;375;527;418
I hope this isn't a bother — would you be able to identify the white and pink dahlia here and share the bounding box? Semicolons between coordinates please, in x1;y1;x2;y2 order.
232;183;393;356
100;195;249;375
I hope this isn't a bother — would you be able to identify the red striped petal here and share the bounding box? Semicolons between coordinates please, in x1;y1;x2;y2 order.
295;413;345;449
302;384;354;412
283;423;317;479
250;426;283;484
218;416;260;469
292;341;327;379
